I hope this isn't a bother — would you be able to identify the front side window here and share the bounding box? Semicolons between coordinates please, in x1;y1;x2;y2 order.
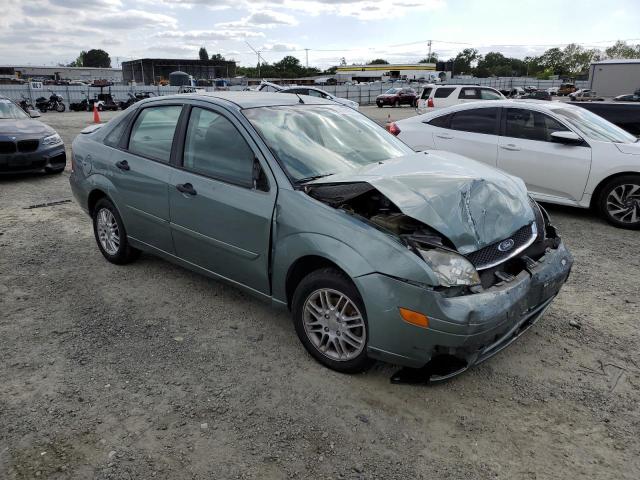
434;87;455;98
385;88;400;94
128;106;182;162
450;108;498;135
243;105;412;182
505;108;568;142
183;107;255;187
480;88;503;100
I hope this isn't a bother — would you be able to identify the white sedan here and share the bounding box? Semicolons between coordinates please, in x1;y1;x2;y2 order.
394;100;640;229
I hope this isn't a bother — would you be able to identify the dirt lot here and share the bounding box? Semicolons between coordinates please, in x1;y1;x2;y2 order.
1;109;639;480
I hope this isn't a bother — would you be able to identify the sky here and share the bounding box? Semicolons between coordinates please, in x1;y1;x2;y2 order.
1;0;639;69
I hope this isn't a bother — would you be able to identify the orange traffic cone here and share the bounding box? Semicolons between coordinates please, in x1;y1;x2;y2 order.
93;103;101;123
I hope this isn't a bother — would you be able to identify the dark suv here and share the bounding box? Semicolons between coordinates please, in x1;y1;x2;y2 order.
376;88;417;108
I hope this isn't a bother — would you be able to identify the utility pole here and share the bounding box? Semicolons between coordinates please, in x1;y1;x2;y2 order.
305;48;309;68
427;40;432;63
245;41;265;78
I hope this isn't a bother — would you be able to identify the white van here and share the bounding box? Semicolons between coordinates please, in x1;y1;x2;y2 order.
416;84;504;113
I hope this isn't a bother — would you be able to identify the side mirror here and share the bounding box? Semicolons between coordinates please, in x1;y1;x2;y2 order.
29;109;41;118
550;131;583;145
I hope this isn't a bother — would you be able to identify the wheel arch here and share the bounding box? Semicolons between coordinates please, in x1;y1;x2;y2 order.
590;171;640;209
285;255;350;310
87;188;110;215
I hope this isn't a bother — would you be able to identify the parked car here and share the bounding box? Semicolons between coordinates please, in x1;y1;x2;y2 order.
557;83;577;96
613;92;640;102
278;86;359;110
376;87;417;108
521;90;552;101
69;92;572;380
416;85;504;113
569;89;604;102
394;100;640;229
506;87;526;98
547;87;559;96
573;101;640;136
0;95;66;174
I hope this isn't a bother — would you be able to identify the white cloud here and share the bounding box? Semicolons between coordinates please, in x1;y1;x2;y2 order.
217;10;299;29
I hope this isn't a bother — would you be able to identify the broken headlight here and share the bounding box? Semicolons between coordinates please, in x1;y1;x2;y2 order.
417;248;480;287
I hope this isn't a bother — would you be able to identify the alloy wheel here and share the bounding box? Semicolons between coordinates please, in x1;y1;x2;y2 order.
302;288;366;362
96;208;120;255
606;183;640;224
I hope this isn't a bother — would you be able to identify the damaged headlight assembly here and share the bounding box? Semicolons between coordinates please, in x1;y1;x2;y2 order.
42;133;63;146
416;247;480;287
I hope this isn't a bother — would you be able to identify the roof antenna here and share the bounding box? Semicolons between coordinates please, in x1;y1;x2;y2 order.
295;92;305;104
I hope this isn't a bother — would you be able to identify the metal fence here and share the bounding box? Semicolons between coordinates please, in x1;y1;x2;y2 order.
0;77;591;109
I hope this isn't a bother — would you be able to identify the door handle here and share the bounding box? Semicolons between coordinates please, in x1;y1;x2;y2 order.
115;160;130;171
500;144;521;151
435;134;453;139
176;183;197;196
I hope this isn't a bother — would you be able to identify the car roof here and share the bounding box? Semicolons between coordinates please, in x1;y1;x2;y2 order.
140;91;336;109
404;99;581;121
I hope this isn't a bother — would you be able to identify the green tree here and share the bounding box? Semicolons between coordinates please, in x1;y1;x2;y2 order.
369;58;389;65
67;51;86;67
418;53;438;63
453;48;481;74
82;49;111;68
199;47;209;61
211;53;226;61
605;40;640;59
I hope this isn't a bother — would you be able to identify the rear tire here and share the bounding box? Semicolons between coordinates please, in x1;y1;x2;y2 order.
393;100;400;108
291;268;373;373
597;175;640;229
92;198;141;264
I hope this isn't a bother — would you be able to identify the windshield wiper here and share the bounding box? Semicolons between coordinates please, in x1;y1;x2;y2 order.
295;173;335;185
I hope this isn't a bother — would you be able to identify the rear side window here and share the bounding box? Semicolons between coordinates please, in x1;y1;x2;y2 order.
183;107;255;187
458;87;480;99
128;106;182;163
505;108;568;142
421;87;433;99
450;108;498;135
427;114;451;128
434;87;455;98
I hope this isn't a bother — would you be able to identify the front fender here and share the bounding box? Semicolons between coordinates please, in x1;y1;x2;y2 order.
271;232;376;303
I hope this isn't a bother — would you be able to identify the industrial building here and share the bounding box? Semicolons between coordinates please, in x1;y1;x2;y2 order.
121;58;237;85
335;63;442;82
588;59;640;97
0;65;122;83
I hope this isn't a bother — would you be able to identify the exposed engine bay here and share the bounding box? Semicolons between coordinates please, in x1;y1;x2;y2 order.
304;181;563;293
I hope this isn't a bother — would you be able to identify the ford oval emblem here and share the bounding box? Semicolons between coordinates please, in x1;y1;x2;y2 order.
498;238;515;252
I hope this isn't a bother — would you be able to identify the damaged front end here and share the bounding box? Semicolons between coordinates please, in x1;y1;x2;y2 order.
304;181;562;294
303;177;571;384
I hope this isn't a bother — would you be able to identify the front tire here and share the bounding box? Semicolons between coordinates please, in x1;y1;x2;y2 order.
598;175;640;229
56;103;65;112
292;268;372;373
92;198;141;264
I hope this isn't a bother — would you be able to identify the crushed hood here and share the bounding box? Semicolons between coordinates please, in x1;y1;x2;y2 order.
309;152;535;254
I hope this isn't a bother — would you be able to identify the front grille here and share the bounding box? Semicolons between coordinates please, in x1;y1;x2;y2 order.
0;141;16;154
17;139;39;153
466;223;536;270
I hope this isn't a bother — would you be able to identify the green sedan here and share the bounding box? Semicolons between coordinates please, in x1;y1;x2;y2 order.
69;92;572;382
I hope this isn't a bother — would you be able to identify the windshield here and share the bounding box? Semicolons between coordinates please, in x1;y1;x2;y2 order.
243;105;412;182
552;107;637;143
385;88;400;94
0;99;28;120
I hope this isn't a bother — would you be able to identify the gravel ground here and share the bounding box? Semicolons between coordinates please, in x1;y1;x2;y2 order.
1;109;639;480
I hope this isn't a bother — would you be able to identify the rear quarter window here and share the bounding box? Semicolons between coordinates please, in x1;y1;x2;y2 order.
421;87;433;99
426;113;451;128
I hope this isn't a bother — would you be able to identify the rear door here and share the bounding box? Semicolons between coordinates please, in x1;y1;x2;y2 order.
168;104;276;294
432;107;500;166
457;87;481;105
497;107;592;201
108;104;183;253
431;86;456;109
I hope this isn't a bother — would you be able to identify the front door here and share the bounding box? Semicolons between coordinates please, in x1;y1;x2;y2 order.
108;104;183;253
169;106;276;294
497;107;592;202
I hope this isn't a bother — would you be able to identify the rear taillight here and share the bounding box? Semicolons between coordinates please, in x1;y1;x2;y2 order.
427;97;434;108
389;122;401;136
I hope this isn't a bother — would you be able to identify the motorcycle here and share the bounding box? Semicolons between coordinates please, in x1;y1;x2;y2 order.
35;91;66;113
18;94;34;113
